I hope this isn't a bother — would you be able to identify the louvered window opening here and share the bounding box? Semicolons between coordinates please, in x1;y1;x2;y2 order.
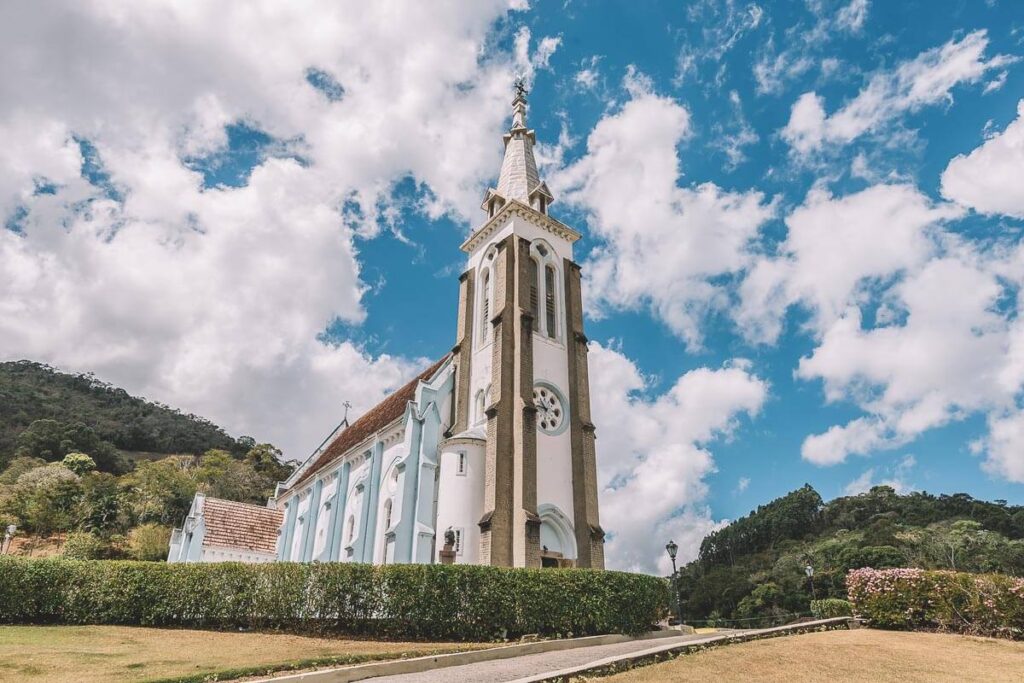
481;271;490;342
528;257;540;331
545;265;556;339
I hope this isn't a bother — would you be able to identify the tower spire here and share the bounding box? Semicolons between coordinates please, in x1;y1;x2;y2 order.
485;78;554;215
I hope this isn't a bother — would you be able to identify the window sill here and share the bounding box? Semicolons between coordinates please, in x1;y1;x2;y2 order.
532;332;565;349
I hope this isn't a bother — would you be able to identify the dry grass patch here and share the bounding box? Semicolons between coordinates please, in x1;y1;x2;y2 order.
0;625;489;682
605;628;1024;683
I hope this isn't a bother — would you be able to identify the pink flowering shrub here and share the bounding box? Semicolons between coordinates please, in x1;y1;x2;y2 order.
848;567;1024;640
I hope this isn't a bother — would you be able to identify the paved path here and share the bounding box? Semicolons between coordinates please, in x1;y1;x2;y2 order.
368;632;720;683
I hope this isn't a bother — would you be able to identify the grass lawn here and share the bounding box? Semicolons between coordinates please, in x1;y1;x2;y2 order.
606;628;1024;682
0;625;489;682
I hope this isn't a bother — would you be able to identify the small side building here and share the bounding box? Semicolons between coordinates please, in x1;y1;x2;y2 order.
167;493;282;563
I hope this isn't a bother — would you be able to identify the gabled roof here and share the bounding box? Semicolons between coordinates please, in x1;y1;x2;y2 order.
287;355;450;492
201;497;282;555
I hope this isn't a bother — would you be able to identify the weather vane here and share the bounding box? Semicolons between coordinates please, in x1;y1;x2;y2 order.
341;400;352;428
514;76;528;99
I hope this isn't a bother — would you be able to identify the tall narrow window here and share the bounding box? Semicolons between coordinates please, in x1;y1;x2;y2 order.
382;499;393;532
457;451;467;476
528;257;539;331
346;515;355;543
453;528;464;554
545;265;557;339
481;270;490;343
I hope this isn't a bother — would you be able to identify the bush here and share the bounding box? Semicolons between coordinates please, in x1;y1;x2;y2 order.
810;598;853;618
127;524;171;562
0;558;668;640
61;532;108;560
848;567;1024;640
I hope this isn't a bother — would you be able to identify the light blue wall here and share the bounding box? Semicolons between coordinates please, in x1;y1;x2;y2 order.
391;369;451;564
268;359;454;567
392;415;422;564
300;479;323;562
184;518;204;562
358;442;384;563
278;498;298;561
323;463;349;562
413;401;444;564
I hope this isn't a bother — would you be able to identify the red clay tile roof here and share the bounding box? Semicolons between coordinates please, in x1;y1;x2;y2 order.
288;356;449;492
201;497;283;554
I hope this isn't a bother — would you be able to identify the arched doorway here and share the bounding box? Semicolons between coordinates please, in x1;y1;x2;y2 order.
538;503;576;568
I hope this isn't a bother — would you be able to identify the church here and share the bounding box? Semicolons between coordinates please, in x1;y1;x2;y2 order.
168;84;604;569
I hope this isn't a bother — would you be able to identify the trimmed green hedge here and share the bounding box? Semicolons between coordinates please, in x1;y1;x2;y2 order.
0;558;668;640
847;567;1024;640
810;598;853;619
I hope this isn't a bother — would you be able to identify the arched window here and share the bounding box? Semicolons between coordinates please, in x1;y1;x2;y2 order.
346;515;355;543
528;256;540;331
480;269;491;344
544;265;557;339
382;498;393;532
474;389;486;424
529;240;561;341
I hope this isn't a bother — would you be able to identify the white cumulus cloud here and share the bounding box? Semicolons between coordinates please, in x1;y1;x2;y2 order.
736;180;1024;473
553;74;774;347
941;100;1024;219
589;342;768;573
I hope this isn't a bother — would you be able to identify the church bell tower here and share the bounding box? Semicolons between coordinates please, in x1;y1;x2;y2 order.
439;81;605;569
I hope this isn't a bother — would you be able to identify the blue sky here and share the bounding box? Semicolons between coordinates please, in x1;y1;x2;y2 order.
2;0;1023;571
351;1;1024;518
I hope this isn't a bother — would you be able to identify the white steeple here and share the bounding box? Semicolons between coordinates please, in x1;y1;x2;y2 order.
483;79;554;217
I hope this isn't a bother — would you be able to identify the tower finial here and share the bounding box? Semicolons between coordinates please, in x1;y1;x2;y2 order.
514;76;528;102
511;76;529;130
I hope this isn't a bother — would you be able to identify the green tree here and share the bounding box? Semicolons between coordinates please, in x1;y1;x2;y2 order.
127;523;172;561
14;419;126;473
62;452;97;476
61;531;109;559
244;443;294;483
197;449;272;504
127;456;197;525
0;456;46;484
734;582;787;622
5;463;81;535
79;472;129;536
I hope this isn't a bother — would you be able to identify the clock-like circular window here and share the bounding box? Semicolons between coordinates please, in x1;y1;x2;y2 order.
533;382;569;435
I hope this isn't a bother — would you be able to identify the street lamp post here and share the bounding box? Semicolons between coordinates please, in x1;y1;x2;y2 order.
805;564;815;600
1;525;15;555
665;540;683;628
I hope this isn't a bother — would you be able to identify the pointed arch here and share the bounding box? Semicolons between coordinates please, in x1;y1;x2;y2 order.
538;503;577;562
477;243;498;348
529;239;562;341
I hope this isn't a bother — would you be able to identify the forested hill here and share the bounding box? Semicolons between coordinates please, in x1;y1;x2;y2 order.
678;484;1024;625
0;360;246;471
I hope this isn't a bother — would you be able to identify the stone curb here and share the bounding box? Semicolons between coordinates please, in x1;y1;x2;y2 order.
251;629;682;682
508;617;856;682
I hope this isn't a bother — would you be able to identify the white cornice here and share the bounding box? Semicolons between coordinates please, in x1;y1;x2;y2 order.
460;199;582;254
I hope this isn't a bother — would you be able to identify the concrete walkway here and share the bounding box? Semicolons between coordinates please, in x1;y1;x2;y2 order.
369;632;718;683
258;618;853;683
